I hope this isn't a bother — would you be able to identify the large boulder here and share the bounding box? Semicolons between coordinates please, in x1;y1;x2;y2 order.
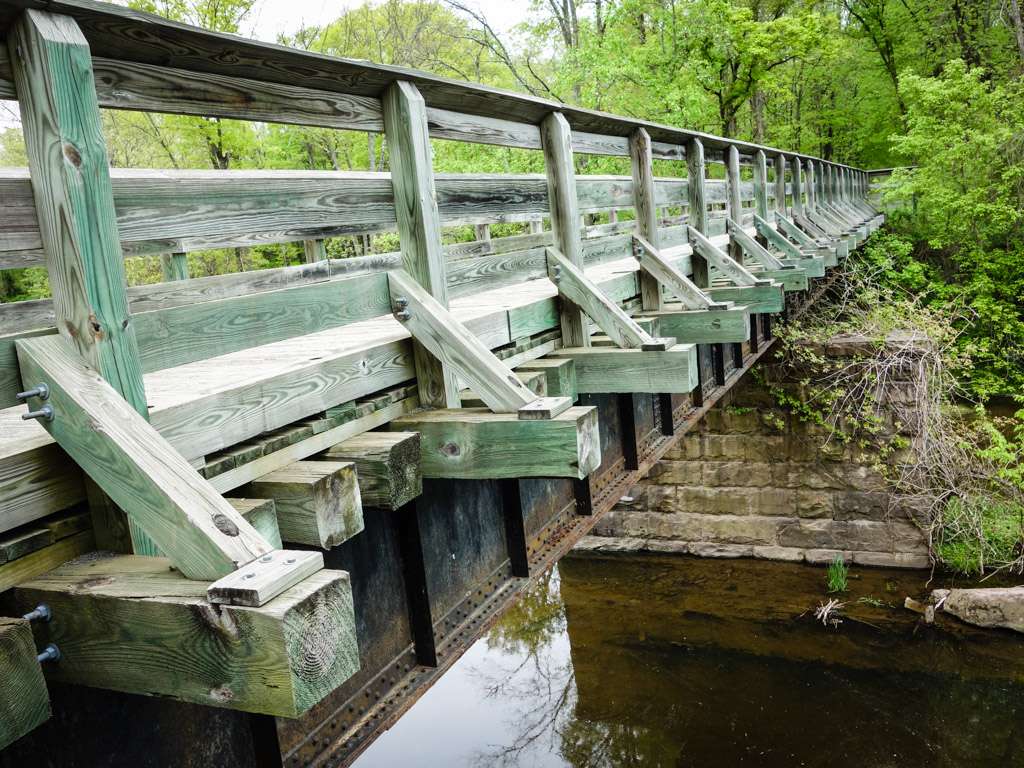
931;587;1024;634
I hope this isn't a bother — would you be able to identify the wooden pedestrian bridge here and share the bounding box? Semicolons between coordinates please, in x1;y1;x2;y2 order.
0;2;881;765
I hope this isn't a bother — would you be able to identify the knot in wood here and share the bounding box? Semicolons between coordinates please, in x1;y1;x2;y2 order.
62;142;82;168
212;513;240;536
441;441;460;457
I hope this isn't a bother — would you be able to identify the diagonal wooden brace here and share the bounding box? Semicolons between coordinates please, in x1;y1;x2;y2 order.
388;269;572;419
753;214;807;261
15;335;321;604
725;219;789;270
631;234;731;311
546;247;675;351
687;226;774;288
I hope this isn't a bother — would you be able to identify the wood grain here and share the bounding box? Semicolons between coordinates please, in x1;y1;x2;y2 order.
0;617;50;750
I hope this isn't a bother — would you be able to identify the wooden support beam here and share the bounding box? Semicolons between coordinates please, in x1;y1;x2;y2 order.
389;406;600;479
320;431;422;511
226;498;283;549
8;9;154;555
546;248;672;350
160;252;189;282
541;112;589;347
726;219;785;269
753;150;769;220
461;370;545;407
791;156;804;215
774;154;787;216
249;461;363;549
388;269;571;419
725;145;743;264
706;284;785;314
550;344;698;394
806;159;817;211
753;213;806;260
474;223;491;242
0;617;50;750
15;335;298;590
629;128;663;311
10;555;360;718
687;226;773;288
757;268;808;292
303;239;326;264
0;530;95;594
639;306;750;344
516;358;578;400
686;138;710;286
631;234;720;311
383;81;459;408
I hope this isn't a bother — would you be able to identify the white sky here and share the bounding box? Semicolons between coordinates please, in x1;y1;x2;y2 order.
1;0;533;130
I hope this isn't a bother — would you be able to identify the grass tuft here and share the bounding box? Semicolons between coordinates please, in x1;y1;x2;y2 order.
826;555;849;593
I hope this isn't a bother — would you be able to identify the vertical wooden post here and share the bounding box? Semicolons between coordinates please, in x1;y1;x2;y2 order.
725;144;743;262
383;80;460;408
160;252;189;282
806;160;817;212
529;219;544;234
303;238;326;264
791;157;804;215
827;164;836;206
686;137;722;389
474;224;491;242
9;9;157;555
541;112;590;347
630;127;663;311
753;149;769;220
774;154;787;217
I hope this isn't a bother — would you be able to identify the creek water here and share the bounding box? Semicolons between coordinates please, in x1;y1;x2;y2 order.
353;553;1023;767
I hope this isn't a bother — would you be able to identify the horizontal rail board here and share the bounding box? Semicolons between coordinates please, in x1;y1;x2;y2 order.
0;170;719;267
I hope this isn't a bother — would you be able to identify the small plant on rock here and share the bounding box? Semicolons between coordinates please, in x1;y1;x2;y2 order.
827;555;849;593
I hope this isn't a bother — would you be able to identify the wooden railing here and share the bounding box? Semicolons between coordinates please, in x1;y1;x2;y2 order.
0;0;879;740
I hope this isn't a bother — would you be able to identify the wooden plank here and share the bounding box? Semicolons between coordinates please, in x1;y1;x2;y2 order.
629;128;662;311
387;269;540;413
208;398;418;494
706;284;785;314
774;154;787;216
0;530;95;594
383;81;458;408
641;305;751;344
726;144;743;265
753;213;805;260
226;498;283;549
631;234;718;311
208;549;323;607
753;150;769;219
686;138;710;292
159;252;189;282
9;10;154;554
516;358;578;400
0;617;50;750
726;218;784;269
389;406;600;480
10;555;360;718
320;431;421;511
757;267;809;292
546;248;666;350
0;509;89;564
550;344;698;394
249;461;363;549
133;272;390;373
461;369;546;407
16;335;274;581
541;112;589;347
687;226;767;287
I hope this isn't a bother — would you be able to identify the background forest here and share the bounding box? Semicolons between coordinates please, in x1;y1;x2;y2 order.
0;0;1022;401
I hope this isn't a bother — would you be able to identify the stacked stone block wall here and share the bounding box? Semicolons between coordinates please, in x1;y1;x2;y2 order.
590;363;930;568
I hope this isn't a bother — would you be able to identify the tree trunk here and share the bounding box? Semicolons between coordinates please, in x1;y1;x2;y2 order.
1009;0;1024;66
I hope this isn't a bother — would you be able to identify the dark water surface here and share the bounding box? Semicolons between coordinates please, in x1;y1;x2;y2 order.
353;553;1024;767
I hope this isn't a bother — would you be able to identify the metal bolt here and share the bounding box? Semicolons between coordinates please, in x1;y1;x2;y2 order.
394;297;409;309
395;310;411;321
22;604;51;623
243;572;255;580
37;644;61;664
22;404;54;422
552;266;562;284
16;383;49;402
260;554;273;563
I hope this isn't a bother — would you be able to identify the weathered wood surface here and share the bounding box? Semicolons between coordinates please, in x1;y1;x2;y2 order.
226;498;283;549
688;226;766;287
390;406;600;479
631;235;718;311
630;128;663;311
321;431;421;511
546;247;660;350
0;529;95;594
387;269;539;413
208;548;323;608
551;345;698;394
726;218;785;269
9;554;360;717
249;461;363;549
0;509;89;564
0;617;50;751
541;112;590;348
16;335;274;581
516;358;578;400
642;305;751;344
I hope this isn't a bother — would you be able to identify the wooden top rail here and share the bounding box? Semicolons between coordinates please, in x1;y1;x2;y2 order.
0;0;862;173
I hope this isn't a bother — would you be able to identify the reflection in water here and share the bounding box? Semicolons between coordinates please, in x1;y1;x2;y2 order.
354;554;1024;768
